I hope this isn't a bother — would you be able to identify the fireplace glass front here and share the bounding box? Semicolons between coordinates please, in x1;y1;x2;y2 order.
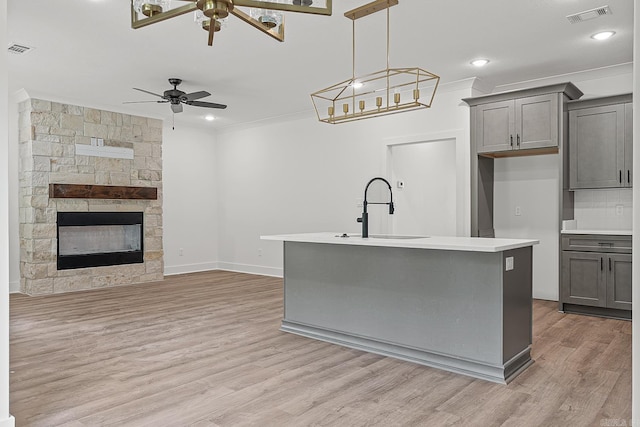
57;212;144;270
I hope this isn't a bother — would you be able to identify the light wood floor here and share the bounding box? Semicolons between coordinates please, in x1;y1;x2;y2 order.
10;270;631;426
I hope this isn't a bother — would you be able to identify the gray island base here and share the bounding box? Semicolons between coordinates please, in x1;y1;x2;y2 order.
262;233;538;384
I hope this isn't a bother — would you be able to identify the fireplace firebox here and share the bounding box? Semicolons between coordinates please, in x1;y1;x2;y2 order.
57;212;144;270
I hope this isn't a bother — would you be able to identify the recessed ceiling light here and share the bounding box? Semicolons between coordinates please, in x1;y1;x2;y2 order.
591;31;615;40
470;59;490;67
351;81;364;89
205;115;215;121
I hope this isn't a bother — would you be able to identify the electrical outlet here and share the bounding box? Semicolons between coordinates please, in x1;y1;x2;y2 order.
616;205;624;216
515;206;522;216
178;248;184;256
505;257;514;271
258;248;263;257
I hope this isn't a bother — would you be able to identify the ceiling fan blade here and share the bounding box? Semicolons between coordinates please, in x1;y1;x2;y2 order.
171;103;183;113
123;100;169;104
183;91;211;101
133;87;165;98
187;100;227;109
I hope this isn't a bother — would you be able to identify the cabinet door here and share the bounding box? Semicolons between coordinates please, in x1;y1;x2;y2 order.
475;100;514;154
624;103;633;187
569;104;625;189
561;252;606;307
607;254;632;310
515;94;558;150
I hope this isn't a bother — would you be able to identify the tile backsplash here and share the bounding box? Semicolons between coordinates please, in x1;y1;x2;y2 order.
572;188;633;231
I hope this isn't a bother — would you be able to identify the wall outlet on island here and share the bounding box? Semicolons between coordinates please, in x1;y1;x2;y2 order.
515;206;522;216
258;248;263;257
505;257;514;271
178;248;184;256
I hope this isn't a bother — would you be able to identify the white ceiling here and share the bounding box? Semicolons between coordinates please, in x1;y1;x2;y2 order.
7;0;634;130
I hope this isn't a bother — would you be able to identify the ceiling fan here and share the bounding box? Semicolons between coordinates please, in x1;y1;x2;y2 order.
124;78;227;113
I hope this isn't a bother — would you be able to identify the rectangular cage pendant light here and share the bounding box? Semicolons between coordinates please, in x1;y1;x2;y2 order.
311;0;439;124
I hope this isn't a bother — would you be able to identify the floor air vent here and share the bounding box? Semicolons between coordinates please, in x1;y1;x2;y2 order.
566;5;612;24
7;43;33;55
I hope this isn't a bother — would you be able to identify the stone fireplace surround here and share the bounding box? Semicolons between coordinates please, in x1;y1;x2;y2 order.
18;98;164;295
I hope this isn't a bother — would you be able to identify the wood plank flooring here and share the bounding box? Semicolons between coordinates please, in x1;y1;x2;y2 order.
9;270;632;426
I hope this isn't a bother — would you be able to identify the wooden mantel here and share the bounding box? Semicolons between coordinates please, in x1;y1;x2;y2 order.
49;184;158;200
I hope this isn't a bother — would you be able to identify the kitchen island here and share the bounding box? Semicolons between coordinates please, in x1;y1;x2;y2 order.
261;232;538;383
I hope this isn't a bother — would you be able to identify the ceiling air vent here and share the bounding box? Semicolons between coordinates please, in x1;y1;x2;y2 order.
7;43;33;55
566;5;612;24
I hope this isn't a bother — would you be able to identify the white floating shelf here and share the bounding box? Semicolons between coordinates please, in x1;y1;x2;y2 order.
75;144;134;160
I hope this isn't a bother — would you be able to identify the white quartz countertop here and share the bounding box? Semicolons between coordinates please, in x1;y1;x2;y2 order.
261;232;539;253
561;229;632;236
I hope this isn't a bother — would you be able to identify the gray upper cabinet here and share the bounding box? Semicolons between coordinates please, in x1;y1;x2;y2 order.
517;94;559;150
568;94;633;189
465;83;582;158
475;100;513;153
464;83;582;238
475;94;559;154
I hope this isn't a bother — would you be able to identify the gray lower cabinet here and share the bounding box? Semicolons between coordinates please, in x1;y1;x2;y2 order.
562;251;605;307
561;234;632;318
568;94;633;189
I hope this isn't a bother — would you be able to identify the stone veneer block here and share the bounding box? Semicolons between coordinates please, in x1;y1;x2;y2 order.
18;98;164;295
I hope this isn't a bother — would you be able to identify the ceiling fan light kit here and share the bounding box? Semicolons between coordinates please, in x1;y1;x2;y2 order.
131;0;332;46
311;0;439;124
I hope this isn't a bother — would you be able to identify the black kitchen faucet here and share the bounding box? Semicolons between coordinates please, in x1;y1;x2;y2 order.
357;177;395;238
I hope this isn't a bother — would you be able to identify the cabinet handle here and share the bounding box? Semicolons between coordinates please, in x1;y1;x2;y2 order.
609;257;612;271
628;170;631;184
601;257;604;271
510;135;513;148
517;134;520;147
619;170;622;184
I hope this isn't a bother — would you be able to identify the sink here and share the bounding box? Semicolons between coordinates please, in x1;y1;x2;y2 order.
369;234;427;239
335;234;427;240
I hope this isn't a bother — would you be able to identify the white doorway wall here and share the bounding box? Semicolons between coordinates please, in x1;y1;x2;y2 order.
386;137;458;237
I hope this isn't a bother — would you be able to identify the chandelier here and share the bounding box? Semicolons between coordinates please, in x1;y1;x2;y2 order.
131;0;332;46
311;0;439;124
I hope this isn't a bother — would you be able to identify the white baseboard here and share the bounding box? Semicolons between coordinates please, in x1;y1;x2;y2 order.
216;262;283;278
164;261;283;278
0;415;15;427
9;281;19;294
164;262;219;276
